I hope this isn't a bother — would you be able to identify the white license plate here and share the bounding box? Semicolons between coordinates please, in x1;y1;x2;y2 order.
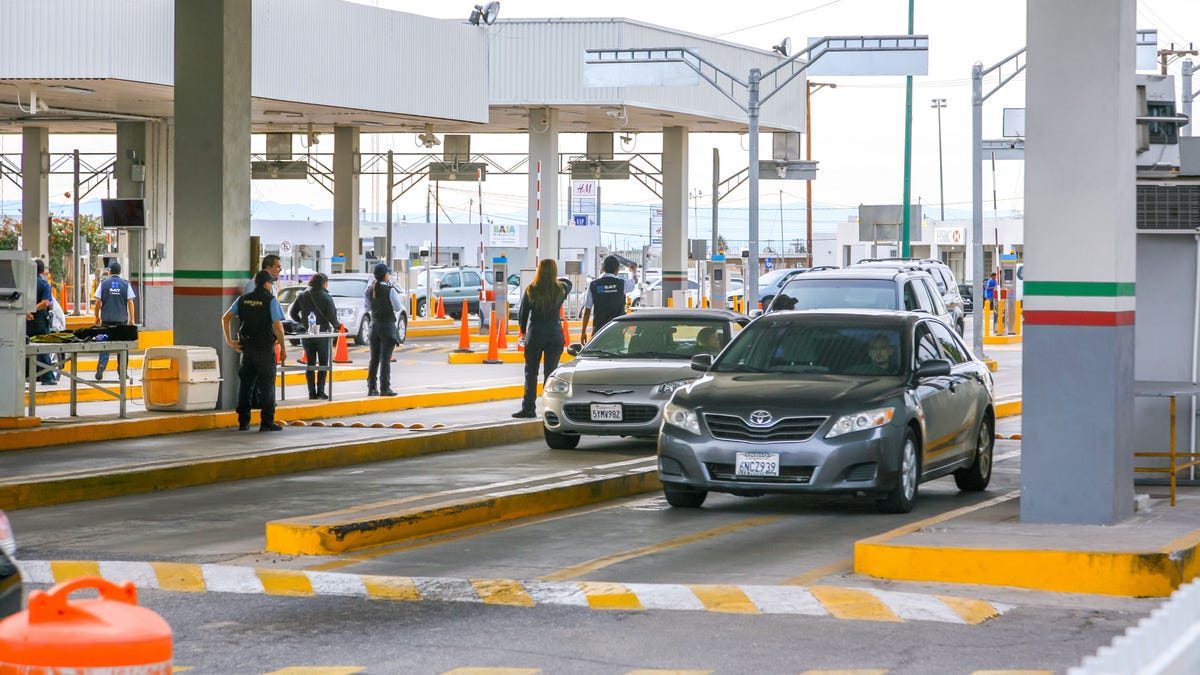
735;452;780;477
590;403;623;421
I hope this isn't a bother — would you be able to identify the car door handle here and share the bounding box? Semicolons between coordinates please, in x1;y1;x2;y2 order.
948;379;958;393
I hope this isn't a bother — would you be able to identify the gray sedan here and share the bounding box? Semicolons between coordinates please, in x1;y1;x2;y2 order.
658;309;995;513
541;309;749;450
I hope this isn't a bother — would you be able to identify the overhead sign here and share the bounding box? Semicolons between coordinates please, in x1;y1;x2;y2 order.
251;160;308;180
568;160;630;180
428;162;488;182
489;222;521;247
935;227;965;246
571;180;598;226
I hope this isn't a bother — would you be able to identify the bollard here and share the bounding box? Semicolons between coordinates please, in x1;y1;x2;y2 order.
0;576;172;674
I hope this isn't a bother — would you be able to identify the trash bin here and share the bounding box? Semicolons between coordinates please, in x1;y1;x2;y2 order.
142;346;221;411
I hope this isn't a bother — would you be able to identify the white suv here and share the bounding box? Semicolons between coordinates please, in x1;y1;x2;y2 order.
850;258;965;335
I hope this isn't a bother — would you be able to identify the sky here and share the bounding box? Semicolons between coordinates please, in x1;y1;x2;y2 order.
3;0;1199;249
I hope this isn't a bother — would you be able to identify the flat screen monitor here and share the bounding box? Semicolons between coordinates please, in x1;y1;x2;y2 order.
100;198;146;229
0;259;15;292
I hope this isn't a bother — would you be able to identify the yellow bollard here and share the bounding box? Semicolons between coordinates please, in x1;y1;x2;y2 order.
687;296;694;309
1015;299;1023;334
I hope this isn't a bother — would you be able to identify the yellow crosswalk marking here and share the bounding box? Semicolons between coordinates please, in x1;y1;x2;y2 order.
625;671;712;674
688;584;760;614
170;668;193;673
970;671;1055;675
471;578;535;607
153;562;206;593
257;568;316;596
360;574;422;601
260;669;365;675
808;586;903;622
440;670;540;675
937;594;1002;625
50;560;99;582
577;581;644;610
801;671;887;675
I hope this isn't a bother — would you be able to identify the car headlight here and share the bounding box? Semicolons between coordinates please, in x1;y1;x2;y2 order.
544;375;571;396
336;307;353;317
826;407;895;439
655;378;694;396
663;400;701;435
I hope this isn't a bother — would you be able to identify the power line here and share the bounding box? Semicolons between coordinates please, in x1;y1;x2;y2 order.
713;0;846;38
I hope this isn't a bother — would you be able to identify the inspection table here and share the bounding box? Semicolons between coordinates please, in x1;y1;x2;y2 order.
1134;380;1200;506
277;331;342;401
25;340;138;418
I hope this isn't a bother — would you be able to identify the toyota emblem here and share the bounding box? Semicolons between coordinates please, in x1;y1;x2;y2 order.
748;410;773;426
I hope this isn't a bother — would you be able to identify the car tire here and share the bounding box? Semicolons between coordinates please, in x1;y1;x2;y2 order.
355;316;371;346
396;314;408;345
954;416;994;492
663;483;707;508
416;298;429;319
878;429;920;514
544;427;581;450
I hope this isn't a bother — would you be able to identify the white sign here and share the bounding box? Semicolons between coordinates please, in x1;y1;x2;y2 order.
489;223;521;247
935;227;966;246
279;240;293;255
572;180;598;226
650;207;663;245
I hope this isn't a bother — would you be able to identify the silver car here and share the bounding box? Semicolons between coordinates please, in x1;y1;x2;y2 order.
0;510;21;619
327;273;410;346
541;309;749;449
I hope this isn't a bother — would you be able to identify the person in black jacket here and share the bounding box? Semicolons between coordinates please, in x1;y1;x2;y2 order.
222;269;287;432
514;259;571;418
579;255;635;344
289;273;338;399
364;263;405;397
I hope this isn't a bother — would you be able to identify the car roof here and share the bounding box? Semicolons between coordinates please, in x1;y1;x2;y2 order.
786;267;933;283
756;308;920;326
328;273;373;280
614;308;746;322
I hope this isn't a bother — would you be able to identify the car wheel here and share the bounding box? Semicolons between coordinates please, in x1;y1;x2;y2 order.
395;314;408;345
355;316;371;346
543;427;581;450
416;298;429;319
878;429;920;513
663;483;707;508
954;416;994;491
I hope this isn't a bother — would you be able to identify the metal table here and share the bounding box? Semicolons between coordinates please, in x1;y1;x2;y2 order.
1134;380;1200;506
277;331;342;401
26;340;138;418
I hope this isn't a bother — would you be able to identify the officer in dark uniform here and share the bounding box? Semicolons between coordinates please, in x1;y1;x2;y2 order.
222;269;286;432
579;255;635;344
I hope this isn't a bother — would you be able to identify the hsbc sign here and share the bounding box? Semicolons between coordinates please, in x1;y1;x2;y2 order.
935;227;966;246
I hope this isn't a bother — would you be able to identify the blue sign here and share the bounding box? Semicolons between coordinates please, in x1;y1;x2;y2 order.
764;257;773;270
573;214;590;227
1000;253;1018;262
331;255;345;262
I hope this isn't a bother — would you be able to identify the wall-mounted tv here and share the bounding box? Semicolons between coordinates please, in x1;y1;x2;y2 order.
100;198;146;229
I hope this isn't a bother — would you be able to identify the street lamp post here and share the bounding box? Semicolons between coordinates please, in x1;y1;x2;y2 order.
931;98;947;221
807;82;837;267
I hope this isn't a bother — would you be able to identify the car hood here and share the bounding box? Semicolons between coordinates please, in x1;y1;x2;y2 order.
556;357;698;386
683;373;905;411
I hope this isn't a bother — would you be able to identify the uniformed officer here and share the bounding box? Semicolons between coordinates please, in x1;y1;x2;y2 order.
579;255;635;344
222;269;286;432
364;262;405;396
92;261;136;380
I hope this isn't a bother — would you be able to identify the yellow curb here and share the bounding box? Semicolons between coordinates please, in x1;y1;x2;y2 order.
995;398;1021;418
266;462;660;555
0;422;544;511
0;417;40;430
854;491;1200;597
981;358;998;372
448;351;576;365
983;334;1023;345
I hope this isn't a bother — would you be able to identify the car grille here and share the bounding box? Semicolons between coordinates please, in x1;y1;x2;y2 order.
563;403;659;424
703;414;826;442
705;462;814;484
845;462;878;482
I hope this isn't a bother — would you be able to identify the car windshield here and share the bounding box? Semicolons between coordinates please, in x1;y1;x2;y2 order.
276;287;302;304
582;318;731;359
715;322;905;377
758;268;798;288
415;270;447;287
772;279;897;311
326;279;368;297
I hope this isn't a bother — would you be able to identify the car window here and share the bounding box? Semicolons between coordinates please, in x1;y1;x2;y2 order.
443;272;461;287
921;278;948;314
583;319;730;359
902;282;924;312
923;266;948;293
463;271;482;287
327;279;367;297
914;324;941;364
715;322;904;376
937;267;955;293
927;320;969;364
773;279;898;312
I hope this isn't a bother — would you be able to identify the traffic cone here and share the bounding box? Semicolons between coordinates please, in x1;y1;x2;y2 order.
333;324;352;363
275;341;283;364
435;295;446;319
454;300;473;353
482;310;503;364
299;349;307;364
497;313;509;350
561;306;570;347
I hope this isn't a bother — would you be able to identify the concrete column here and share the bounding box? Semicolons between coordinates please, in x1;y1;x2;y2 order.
116;122;146;327
1021;0;1136;524
173;0;252;409
527;108;559;270
333;126;361;272
661;126;689;299
21;127;49;260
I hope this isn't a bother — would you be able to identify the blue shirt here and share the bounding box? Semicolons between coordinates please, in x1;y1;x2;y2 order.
228;295;285;321
984;278;997;300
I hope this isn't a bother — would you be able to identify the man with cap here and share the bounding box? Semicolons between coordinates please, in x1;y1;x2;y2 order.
222;269;286;431
579;255;635;344
363;262;405;396
25;258;55;384
92;261;136;381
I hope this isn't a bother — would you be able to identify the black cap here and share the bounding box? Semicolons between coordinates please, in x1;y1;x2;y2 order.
373;262;390;280
254;269;273;288
108;261;121;275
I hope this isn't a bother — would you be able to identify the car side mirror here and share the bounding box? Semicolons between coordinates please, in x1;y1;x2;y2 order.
748;309;764;318
691;354;714;372
439;281;452;289
915;359;952;378
566;343;582;356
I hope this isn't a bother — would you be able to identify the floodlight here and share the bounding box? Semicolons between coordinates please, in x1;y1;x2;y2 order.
772;37;792;57
468;2;500;26
416;123;441;148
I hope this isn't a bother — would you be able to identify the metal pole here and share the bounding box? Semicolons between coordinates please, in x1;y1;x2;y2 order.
73;149;81;316
971;62;985;359
806;83;814;267
385;149;393;271
747;68;761;312
711;148;719;253
933;98;946;221
1184;59;1193;137
901;0;915;257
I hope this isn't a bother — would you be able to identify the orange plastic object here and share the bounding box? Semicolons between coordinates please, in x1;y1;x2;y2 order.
0;576;172;673
455;301;471;352
142;357;179;407
435;295;446;319
497;314;509;351
482;310;501;364
333;324;351;364
560;306;570;347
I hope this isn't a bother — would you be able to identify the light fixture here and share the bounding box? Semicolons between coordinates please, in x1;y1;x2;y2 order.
468;1;500;26
772;37;792;57
352;120;384;127
45;85;94;95
264;110;303;119
416;123;441;148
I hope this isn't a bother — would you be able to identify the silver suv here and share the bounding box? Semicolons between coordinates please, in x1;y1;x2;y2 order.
327;273;410;346
411;266;484;319
767;267;956;331
850;258;965;335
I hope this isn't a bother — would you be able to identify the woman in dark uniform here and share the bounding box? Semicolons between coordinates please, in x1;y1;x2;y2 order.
513;259;571;418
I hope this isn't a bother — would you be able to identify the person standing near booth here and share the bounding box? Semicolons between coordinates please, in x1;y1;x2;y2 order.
364;263;404;397
25;258;54;384
514;259;571;419
984;272;998;331
222;269;286;432
579;255;635;344
289;272;337;400
92;261;136;381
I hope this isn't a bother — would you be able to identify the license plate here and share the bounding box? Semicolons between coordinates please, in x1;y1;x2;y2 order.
590;403;623;421
735;452;780;477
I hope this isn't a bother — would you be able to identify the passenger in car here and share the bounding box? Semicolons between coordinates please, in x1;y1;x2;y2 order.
696;326;722;354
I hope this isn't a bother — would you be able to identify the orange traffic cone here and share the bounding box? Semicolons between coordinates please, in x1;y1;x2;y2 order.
482;310;502;364
333;324;352;363
298;349;307;364
275;341;283;364
497;313;509;350
560;306;570;347
454;300;472;353
435;295;446;319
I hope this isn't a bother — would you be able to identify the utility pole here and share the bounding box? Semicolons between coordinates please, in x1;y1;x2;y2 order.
931;98;947;221
1159;43;1197;75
